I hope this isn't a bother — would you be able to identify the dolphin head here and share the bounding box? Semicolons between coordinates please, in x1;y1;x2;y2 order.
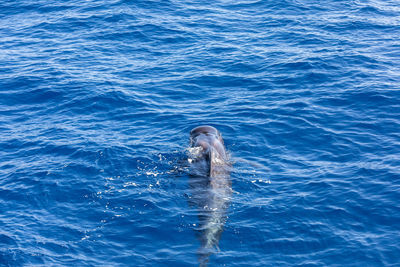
190;126;223;145
190;125;226;160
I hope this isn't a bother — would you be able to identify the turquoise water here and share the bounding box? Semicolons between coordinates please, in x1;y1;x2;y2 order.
1;0;399;266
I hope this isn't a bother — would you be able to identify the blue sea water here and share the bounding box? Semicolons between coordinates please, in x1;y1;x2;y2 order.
1;0;400;266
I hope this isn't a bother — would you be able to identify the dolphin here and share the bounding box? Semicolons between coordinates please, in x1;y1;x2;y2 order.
188;126;232;267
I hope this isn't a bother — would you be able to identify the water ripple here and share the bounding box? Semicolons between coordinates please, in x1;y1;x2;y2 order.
1;0;400;266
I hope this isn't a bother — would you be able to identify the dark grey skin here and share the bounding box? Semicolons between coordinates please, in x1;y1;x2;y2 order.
188;126;232;267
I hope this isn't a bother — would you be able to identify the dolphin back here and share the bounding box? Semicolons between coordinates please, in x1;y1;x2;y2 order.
198;147;231;266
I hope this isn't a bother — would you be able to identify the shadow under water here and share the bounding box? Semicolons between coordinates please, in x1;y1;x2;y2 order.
188;148;232;266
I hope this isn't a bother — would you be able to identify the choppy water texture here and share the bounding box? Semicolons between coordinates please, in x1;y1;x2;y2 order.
1;0;400;266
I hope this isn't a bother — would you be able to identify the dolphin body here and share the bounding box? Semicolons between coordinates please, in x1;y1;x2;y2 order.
188;126;232;267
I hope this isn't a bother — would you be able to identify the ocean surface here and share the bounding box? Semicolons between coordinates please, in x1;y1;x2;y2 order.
1;0;400;266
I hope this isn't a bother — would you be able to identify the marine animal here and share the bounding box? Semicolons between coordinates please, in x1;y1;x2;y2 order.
188;125;232;267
